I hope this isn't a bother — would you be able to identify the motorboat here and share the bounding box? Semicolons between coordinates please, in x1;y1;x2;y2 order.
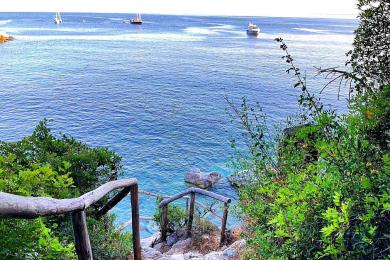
247;23;260;36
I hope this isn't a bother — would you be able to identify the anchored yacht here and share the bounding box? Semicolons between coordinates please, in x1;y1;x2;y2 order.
130;13;142;24
247;23;260;36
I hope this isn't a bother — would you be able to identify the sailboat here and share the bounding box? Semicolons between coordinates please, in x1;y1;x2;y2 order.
130;13;142;24
54;12;62;24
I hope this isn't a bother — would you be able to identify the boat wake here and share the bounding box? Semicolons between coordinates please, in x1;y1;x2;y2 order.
183;27;219;35
184;24;240;36
293;27;330;34
0;19;12;26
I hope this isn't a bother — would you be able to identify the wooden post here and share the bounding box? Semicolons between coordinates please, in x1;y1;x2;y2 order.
130;184;142;260
160;205;168;242
187;192;196;237
220;202;229;246
72;210;93;260
185;197;189;214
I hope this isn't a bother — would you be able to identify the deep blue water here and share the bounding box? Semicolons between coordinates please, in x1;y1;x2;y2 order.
0;13;356;236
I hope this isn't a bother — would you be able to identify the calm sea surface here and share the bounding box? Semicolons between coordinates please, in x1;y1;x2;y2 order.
0;13;357;236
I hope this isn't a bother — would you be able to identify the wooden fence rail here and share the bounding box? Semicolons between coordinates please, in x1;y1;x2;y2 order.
0;179;141;260
158;187;231;246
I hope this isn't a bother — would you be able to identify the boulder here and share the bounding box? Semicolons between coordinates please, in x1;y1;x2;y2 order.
141;232;160;248
166;238;192;255
167;233;179;246
143;247;163;259
158;255;185;260
185;168;221;189
184;252;203;259
154;242;171;254
204;251;223;260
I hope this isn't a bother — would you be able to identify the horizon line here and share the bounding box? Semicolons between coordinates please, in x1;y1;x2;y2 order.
0;11;358;20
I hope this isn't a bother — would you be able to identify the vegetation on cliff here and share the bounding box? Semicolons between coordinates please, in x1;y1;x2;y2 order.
230;0;389;258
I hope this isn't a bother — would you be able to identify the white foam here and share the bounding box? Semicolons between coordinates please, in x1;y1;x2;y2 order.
209;24;236;30
0;19;12;26
0;31;10;36
293;27;330;34
16;33;205;42
108;18;123;21
259;32;353;43
183;27;219;35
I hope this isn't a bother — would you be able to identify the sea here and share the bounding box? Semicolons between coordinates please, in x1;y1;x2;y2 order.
0;12;357;236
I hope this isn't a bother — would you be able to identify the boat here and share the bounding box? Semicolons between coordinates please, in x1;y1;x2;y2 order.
54;12;62;24
246;23;260;36
130;13;142;24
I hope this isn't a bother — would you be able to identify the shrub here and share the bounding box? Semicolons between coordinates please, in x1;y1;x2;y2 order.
0;120;132;259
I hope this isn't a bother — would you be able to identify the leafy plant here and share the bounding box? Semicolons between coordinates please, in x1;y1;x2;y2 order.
230;3;390;257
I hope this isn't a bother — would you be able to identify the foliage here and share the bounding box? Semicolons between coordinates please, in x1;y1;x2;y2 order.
0;218;76;260
230;4;390;256
153;197;188;234
234;85;390;259
153;197;218;241
0;119;122;196
347;0;390;92
54;215;133;260
0;120;131;259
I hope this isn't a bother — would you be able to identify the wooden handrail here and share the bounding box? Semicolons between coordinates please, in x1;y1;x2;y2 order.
0;179;141;260
158;187;231;246
159;187;231;207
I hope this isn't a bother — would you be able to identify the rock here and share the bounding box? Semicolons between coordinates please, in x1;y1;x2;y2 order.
204;251;223;260
183;252;203;260
229;239;246;251
0;34;13;43
158;254;185;260
223;248;237;259
143;246;163;259
154;242;170;253
167;233;179;246
166;238;192;255
185;168;221;189
221;239;246;259
142;232;161;248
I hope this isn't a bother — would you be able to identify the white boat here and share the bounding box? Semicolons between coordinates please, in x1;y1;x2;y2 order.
130;13;142;24
247;23;260;36
54;12;62;24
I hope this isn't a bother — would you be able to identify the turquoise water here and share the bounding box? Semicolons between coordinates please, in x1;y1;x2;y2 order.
0;13;356;236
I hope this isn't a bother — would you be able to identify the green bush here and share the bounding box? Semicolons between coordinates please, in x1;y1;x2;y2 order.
230;2;390;256
0;120;132;259
235;88;389;258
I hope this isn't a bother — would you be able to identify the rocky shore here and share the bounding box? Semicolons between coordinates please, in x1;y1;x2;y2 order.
139;227;245;260
0;33;13;43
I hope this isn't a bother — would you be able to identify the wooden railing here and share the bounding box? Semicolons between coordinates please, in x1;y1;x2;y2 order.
159;187;231;245
0;179;141;260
